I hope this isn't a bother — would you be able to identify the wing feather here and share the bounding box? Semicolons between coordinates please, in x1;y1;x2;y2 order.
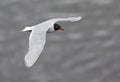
24;27;47;67
52;16;82;23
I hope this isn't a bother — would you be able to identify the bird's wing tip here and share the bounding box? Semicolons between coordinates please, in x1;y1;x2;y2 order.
68;16;82;22
75;16;82;21
24;56;33;67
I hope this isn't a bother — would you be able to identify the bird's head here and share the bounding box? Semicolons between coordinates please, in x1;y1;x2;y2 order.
54;23;64;31
47;23;64;33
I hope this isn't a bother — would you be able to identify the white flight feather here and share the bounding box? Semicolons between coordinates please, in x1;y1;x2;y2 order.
51;16;82;23
24;27;47;67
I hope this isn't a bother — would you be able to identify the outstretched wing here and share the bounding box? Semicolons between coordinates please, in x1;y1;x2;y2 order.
24;27;47;67
52;16;82;23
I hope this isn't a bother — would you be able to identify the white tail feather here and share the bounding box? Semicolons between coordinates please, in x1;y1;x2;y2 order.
22;26;34;32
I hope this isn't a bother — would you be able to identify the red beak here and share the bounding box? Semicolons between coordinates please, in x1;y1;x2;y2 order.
59;27;64;31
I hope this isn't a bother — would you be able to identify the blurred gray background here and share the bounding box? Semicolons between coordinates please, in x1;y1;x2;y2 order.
0;0;120;82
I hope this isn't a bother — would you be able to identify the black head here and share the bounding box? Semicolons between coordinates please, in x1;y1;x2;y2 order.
54;23;64;31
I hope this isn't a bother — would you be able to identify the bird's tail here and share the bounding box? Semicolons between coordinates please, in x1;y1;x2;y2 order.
22;26;34;32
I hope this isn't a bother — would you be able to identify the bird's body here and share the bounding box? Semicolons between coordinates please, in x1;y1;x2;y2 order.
22;16;82;67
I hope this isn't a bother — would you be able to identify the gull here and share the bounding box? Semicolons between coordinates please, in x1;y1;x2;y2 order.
22;16;82;67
